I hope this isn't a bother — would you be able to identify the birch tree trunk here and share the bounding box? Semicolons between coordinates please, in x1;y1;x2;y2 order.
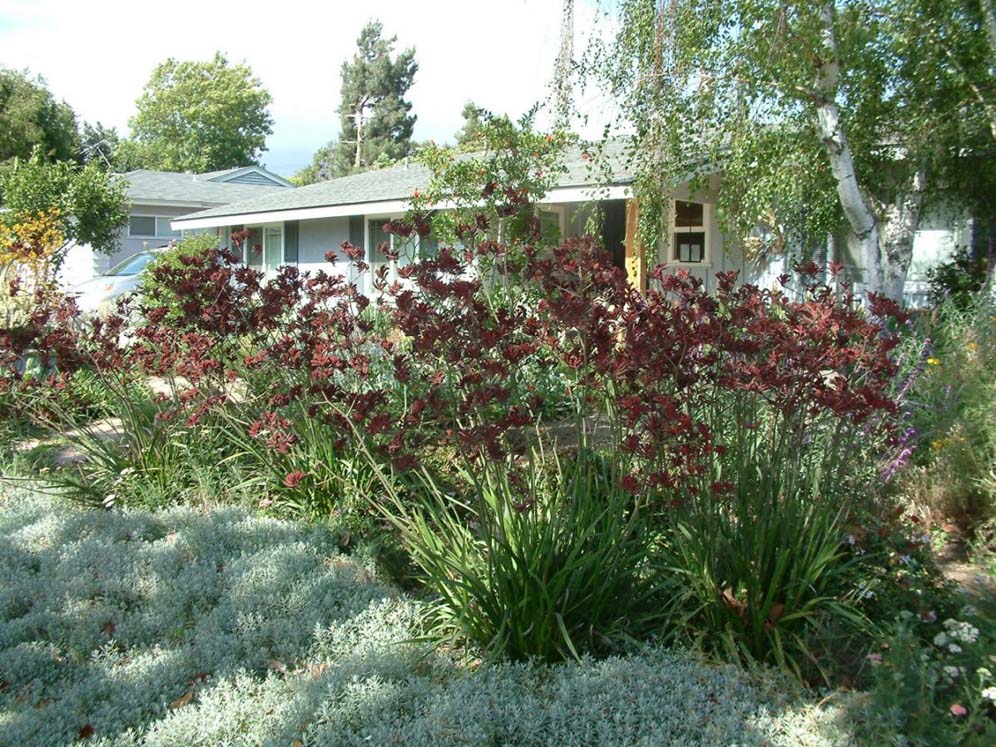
881;168;927;300
813;3;885;297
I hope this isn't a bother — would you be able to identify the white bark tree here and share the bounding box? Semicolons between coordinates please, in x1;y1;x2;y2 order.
583;0;994;300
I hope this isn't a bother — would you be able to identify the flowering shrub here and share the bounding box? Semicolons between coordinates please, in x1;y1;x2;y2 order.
859;605;996;746
895;289;996;536
0;208;65;328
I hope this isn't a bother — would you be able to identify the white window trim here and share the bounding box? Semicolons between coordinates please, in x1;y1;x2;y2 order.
668;200;712;267
128;214;183;239
241;222;285;271
364;212;414;296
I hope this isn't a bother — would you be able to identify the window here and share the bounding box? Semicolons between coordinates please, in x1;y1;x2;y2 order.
538;208;564;245
672;200;707;264
263;226;283;273
128;215;182;238
107;251;157;276
128;216;156;237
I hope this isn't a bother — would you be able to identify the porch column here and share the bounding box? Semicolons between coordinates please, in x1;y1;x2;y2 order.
624;198;647;292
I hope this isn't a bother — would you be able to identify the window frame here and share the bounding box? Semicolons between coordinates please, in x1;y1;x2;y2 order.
669;200;711;266
127;214;183;239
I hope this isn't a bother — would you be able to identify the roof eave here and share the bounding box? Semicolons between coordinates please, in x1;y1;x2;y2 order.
172;183;635;231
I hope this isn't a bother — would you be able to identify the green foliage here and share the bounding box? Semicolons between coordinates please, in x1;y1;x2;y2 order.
78;120;123;171
658;396;875;681
216;397;379;523
138;233;222;322
855;606;996;747
0;68;80;165
0;148;129;256
898;290;996;533
0;488;859;747
374;451;661;663
454;101;489;150
128;52;274;172
327;20;418;178
412;110;572;247
583;0;996;292
927;248;991;309
292;139;336;185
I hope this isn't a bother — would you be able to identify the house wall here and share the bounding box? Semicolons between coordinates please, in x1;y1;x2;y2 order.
838;201;972;306
59;205;207;288
906;205;973;306
297;217;351;277
97;205;196;275
560;176;762;295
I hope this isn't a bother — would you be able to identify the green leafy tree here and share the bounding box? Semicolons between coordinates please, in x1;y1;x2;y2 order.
292;140;336;185
128;52;274;172
79;121;122;171
454;101;490;151
584;0;995;299
331;20;418;177
0;147;129;262
0;68;80;165
413;111;572;248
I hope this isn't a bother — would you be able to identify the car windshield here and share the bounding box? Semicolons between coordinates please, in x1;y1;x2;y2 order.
107;252;156;276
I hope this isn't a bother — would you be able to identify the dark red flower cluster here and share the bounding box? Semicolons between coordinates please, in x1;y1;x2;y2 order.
5;204;905;501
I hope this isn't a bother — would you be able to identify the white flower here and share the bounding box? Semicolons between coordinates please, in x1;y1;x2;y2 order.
943;665;964;681
949;643;963;654
977;667;992;679
943;619;980;644
898;554;912;566
981;686;996;703
934;632;949;647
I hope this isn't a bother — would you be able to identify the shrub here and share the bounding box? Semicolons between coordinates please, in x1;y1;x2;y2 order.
856;605;996;746
927;247;991;309
376;450;662;662
897;290;996;534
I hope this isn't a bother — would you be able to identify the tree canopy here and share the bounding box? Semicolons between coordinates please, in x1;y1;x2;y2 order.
297;21;417;184
0;68;80;165
128;52;274;172
0;147;129;257
454;102;492;151
583;0;996;299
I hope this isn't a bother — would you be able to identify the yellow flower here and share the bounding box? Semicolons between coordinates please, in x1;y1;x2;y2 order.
932;439;945;451
927;357;940;366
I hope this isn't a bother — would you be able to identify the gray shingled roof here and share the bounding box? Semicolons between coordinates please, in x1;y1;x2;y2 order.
126;170;289;206
174;142;637;223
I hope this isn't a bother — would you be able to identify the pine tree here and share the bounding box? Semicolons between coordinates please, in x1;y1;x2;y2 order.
331;21;417;177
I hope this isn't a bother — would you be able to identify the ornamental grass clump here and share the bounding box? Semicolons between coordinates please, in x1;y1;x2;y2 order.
373;449;660;662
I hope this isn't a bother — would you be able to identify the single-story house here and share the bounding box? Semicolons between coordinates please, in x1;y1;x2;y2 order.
60;166;293;287
170;146;975;304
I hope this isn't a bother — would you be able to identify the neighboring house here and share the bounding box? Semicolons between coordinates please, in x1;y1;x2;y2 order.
170;147;976;304
60;166;293;287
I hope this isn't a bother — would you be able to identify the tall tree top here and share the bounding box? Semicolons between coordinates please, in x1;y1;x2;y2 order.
333;20;418;176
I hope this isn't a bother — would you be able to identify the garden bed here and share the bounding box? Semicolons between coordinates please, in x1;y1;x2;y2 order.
0;487;857;747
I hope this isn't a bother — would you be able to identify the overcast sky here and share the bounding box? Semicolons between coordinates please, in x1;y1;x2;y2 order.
0;0;615;175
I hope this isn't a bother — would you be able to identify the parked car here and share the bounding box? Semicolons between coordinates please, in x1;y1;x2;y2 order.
67;248;167;314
